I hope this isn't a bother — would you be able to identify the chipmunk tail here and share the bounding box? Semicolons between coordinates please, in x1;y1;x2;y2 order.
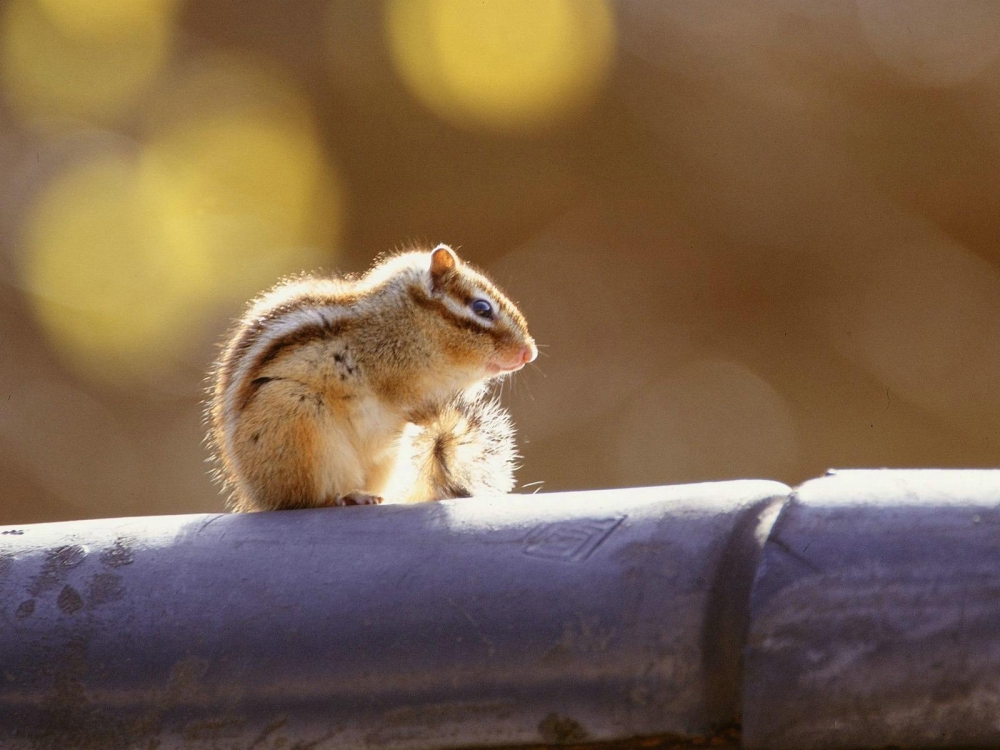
407;394;518;502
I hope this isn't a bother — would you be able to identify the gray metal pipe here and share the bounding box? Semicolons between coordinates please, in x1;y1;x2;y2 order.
0;481;787;749
7;469;1000;749
743;469;1000;750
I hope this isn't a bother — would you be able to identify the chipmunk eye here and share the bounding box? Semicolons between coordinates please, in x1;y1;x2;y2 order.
471;299;493;319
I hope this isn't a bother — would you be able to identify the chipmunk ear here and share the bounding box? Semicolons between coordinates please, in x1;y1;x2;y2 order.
429;244;458;290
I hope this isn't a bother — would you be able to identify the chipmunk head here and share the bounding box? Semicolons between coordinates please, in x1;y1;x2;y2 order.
421;244;536;382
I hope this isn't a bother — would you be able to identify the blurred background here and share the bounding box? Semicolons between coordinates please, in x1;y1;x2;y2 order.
2;0;999;523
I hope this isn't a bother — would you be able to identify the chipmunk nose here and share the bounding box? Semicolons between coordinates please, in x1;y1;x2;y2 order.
520;343;537;364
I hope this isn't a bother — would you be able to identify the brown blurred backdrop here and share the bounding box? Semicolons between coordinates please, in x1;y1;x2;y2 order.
1;0;999;524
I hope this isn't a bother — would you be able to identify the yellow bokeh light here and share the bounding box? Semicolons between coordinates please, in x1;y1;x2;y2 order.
384;0;616;131
140;55;341;303
21;152;202;381
34;0;178;41
0;0;173;125
19;57;342;384
141;114;330;294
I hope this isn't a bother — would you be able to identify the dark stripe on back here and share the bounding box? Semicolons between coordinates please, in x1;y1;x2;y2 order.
231;321;344;412
217;294;350;396
236;376;276;411
254;320;344;373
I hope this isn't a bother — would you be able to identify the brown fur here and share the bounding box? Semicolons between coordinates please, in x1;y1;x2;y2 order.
206;245;535;511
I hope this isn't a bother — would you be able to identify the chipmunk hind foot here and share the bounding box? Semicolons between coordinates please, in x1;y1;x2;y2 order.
328;491;384;507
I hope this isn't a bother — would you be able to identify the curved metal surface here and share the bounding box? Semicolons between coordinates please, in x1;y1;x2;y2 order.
0;481;788;749
744;469;1000;750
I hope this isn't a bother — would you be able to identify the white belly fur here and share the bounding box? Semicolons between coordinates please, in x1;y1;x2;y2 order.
314;394;407;500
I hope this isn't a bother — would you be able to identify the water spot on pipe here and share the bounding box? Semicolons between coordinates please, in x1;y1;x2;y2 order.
29;545;87;596
57;585;83;615
87;572;124;608
100;538;134;568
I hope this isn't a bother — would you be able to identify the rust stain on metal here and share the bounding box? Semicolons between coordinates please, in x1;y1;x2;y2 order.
181;716;246;742
246;716;288;748
468;724;741;750
165;656;210;704
538;713;589;743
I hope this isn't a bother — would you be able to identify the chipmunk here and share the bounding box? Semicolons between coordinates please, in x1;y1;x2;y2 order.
207;244;537;512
